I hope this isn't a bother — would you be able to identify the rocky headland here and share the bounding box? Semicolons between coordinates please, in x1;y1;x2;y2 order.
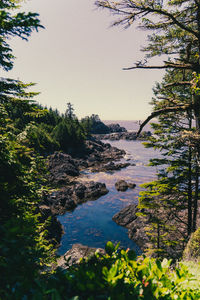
94;131;151;141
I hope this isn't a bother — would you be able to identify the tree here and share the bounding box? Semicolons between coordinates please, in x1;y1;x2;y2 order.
138;68;199;257
95;0;200;136
0;0;43;71
65;102;75;120
95;0;200;255
0;1;56;297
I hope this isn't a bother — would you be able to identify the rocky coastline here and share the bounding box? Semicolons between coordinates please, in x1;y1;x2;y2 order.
41;137;131;247
43;136;152;264
94;130;151;141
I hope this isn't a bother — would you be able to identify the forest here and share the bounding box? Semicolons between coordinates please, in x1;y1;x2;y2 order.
1;0;200;299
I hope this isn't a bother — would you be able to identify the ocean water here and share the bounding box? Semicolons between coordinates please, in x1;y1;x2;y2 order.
58;136;160;255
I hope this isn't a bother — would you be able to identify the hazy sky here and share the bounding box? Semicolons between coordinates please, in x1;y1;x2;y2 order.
1;0;164;120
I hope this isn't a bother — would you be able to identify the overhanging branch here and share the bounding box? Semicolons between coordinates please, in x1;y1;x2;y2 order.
137;104;193;136
123;64;193;71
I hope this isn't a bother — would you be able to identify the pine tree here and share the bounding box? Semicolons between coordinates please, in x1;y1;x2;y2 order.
95;0;200;256
138;68;199;258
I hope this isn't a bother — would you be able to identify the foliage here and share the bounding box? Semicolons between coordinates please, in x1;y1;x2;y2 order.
0;0;43;71
137;69;200;258
25;242;200;299
0;108;56;298
95;0;200;258
81;114;110;134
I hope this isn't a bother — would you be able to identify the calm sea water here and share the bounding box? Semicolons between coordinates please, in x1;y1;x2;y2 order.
58;137;160;255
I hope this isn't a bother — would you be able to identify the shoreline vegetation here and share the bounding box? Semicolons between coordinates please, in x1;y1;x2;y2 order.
2;0;200;298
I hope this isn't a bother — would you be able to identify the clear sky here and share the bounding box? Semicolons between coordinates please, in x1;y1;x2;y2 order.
0;0;164;120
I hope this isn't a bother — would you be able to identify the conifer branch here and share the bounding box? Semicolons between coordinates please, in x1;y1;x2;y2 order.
137;104;193;136
164;81;192;88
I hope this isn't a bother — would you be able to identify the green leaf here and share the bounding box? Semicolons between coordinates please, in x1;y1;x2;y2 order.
105;241;115;256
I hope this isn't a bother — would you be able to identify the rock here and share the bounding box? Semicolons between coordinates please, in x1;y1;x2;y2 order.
128;183;136;189
47;152;79;185
115;180;136;191
57;244;105;269
107;123;127;133
91;121;110;134
91;162;130;173
46;187;76;214
112;204;149;251
46;181;109;215
94;131;151;141
112;204;138;226
75;181;108;202
115;180;129;191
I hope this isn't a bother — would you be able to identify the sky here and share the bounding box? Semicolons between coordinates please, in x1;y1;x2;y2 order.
0;0;165;120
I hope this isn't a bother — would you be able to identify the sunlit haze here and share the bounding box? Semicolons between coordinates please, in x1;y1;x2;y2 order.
0;0;165;120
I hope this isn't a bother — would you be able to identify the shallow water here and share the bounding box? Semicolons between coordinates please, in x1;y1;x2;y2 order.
58;140;160;255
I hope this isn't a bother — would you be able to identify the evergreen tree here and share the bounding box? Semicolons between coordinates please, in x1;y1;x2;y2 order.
138;68;200;258
0;1;56;297
95;0;200;256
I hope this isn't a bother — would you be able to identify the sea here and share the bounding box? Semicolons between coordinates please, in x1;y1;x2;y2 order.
58;121;159;255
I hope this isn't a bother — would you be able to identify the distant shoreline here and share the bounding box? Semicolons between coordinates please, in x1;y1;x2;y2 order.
103;120;154;132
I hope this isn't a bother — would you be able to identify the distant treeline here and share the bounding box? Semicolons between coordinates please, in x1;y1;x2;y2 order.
5;98;119;157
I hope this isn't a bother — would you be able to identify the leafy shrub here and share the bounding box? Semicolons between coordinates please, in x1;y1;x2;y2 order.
29;242;200;299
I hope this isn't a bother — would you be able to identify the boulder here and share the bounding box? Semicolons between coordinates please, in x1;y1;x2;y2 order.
128;182;136;189
73;181;109;204
115;180;136;191
107;123;127;133
57;244;105;269
115;180;129;191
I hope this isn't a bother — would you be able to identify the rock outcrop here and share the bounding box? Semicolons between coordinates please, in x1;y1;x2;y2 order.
91;162;130;173
107;123;127;133
47;152;79;185
57;244;105;269
112;204;149;251
95;131;151;141
46;181;109;215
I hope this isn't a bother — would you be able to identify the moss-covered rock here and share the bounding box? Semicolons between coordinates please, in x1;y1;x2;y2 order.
183;227;200;260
